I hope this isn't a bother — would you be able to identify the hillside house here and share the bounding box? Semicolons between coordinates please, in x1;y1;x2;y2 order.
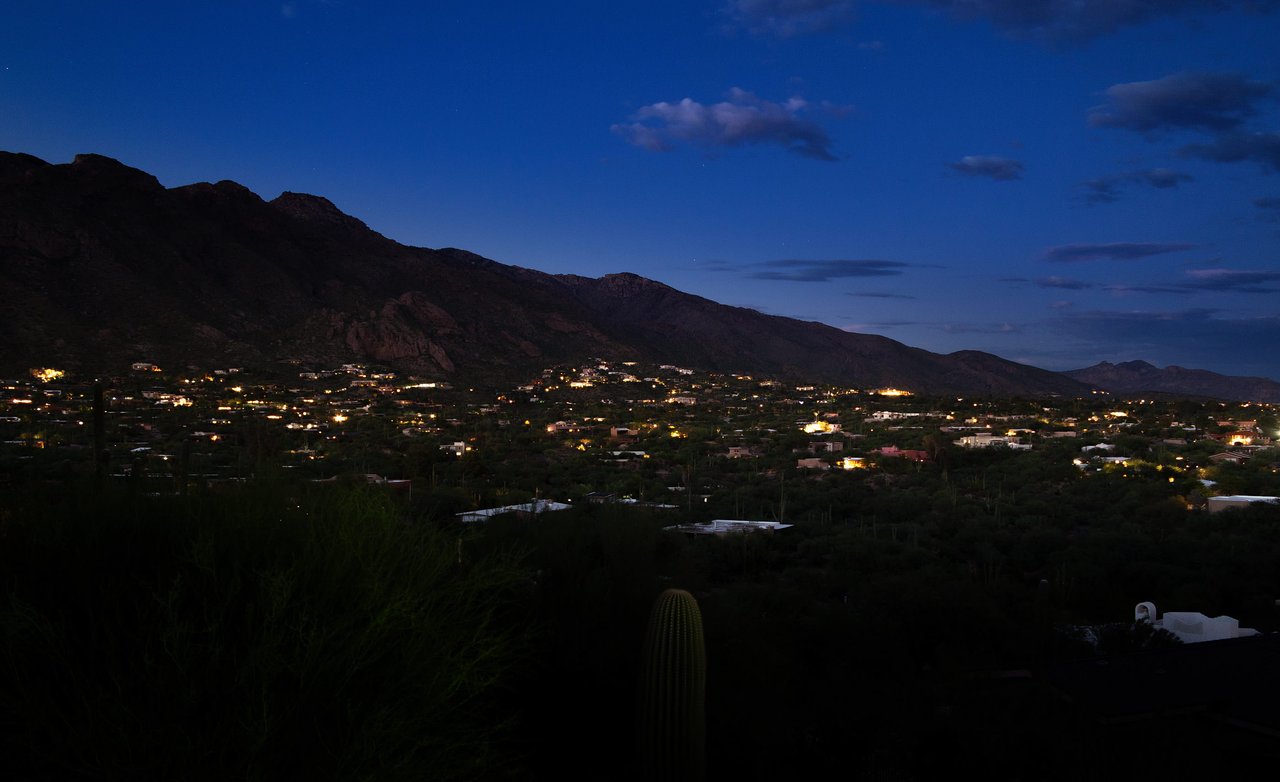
1209;451;1250;465
1134;602;1259;643
1206;495;1280;513
875;445;929;462
957;433;1031;450
808;440;843;454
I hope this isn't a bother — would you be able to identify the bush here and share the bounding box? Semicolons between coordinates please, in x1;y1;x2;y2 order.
0;483;531;780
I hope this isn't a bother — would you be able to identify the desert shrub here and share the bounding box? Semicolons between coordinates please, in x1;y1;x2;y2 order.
0;482;531;781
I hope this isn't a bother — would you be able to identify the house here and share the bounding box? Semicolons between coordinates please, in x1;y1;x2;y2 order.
867;411;919;422
808;440;843;454
802;420;841;433
664;519;793;536
875;445;930;462
1206;495;1280;513
616;498;680;510
957;433;1030;450
1208;451;1250;465
796;457;829;470
1134;602;1259;643
456;499;572;523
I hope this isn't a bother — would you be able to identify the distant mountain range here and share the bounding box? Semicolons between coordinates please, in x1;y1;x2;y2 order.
1065;361;1280;404
0;152;1271;401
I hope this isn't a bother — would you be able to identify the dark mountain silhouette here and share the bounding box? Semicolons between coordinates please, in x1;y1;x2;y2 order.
0;152;1088;394
1065;361;1280;403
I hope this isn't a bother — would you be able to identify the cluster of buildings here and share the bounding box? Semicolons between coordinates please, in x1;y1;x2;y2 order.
2;358;1277;523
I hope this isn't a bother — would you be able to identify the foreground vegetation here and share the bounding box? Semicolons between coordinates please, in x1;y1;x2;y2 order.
4;462;1280;779
0;483;530;781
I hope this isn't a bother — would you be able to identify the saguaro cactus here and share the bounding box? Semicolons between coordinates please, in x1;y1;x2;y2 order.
639;588;706;782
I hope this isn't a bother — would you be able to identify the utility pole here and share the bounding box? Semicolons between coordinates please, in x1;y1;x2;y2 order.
779;471;786;523
92;381;106;492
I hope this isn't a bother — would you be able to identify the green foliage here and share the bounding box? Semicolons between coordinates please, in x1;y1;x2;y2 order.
639;589;706;782
1206;447;1280;495
0;483;531;780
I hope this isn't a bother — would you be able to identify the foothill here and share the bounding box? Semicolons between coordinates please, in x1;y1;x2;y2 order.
4;358;1276;518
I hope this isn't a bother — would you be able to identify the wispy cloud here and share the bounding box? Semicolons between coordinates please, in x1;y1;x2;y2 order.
1100;283;1192;295
943;321;1022;334
726;1;1276;42
846;291;917;299
1082;167;1193;203
1182;131;1280;173
1036;276;1095;290
742;258;911;281
843;320;921;331
1042;242;1196;262
613;88;839;161
905;1;1278;44
723;0;856;37
1061;268;1280;295
1088;72;1274;134
1181;268;1280;292
946;155;1023;180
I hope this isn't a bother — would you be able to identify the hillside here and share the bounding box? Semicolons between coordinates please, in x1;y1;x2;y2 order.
0;152;1088;395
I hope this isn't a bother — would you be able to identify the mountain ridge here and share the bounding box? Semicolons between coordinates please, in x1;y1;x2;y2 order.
0;151;1113;396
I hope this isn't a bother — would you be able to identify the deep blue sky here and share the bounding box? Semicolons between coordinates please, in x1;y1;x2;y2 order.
4;1;1279;378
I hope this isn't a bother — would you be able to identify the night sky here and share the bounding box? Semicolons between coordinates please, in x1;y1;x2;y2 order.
3;2;1279;379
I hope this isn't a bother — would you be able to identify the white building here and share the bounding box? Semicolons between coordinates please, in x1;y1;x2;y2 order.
1134;602;1259;644
456;499;572;523
1206;495;1280;513
957;433;1031;450
664;519;793;535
